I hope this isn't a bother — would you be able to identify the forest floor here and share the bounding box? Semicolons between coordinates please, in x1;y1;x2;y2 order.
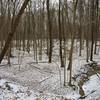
0;40;100;100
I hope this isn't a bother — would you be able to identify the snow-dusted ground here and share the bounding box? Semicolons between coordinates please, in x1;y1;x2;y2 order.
83;74;100;100
0;40;100;100
0;79;68;100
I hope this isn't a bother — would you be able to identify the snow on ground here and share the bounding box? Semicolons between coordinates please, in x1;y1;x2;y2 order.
0;40;100;100
0;79;77;100
83;74;100;100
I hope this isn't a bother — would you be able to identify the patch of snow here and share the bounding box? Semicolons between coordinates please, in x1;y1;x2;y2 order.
83;74;100;100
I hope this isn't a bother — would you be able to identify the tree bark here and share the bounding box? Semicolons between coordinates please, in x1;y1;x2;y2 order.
59;0;64;67
47;0;52;63
67;0;78;85
90;0;95;61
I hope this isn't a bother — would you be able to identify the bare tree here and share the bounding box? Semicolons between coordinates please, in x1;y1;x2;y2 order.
58;0;65;67
0;0;30;63
90;0;95;61
47;0;52;63
67;0;78;86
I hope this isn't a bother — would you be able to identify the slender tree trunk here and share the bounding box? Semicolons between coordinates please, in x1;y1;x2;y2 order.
59;0;64;67
47;0;52;63
86;37;89;62
90;0;95;61
78;0;83;56
94;0;99;55
67;0;78;86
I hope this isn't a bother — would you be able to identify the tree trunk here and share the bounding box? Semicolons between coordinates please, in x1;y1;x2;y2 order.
59;0;64;67
90;0;95;61
67;0;78;86
47;0;52;63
